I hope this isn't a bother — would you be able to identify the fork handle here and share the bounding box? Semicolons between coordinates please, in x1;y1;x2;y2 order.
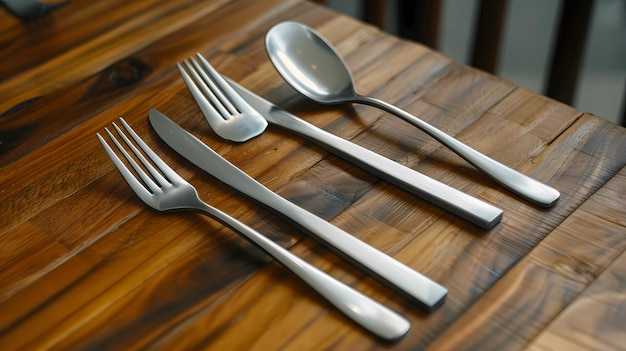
195;202;411;340
150;110;446;311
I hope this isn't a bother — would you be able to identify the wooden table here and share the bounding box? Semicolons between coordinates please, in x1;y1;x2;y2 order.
1;0;625;349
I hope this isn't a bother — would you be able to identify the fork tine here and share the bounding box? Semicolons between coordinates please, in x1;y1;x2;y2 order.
188;57;238;116
177;61;232;127
117;117;186;187
183;59;234;118
97;131;154;201
108;121;165;194
178;53;267;142
195;53;255;115
106;126;160;193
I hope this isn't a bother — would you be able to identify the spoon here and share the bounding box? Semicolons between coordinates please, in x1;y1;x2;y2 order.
265;21;560;208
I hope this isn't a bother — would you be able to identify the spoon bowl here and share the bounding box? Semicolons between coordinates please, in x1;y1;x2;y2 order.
265;21;560;207
265;21;357;104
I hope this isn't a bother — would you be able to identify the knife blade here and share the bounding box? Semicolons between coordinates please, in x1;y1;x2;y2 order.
227;79;502;230
149;108;447;312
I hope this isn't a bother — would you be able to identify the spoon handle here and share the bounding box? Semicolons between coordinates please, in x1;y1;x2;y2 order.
356;95;560;207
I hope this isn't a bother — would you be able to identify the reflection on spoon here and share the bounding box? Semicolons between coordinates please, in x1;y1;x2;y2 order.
265;21;560;208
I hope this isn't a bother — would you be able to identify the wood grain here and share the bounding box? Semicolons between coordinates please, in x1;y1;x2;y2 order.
427;137;626;351
1;0;625;349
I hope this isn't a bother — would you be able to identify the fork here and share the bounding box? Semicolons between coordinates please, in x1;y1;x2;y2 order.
97;118;411;341
177;53;503;230
177;54;268;142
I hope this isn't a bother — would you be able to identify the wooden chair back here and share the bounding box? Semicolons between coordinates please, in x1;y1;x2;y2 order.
313;0;625;127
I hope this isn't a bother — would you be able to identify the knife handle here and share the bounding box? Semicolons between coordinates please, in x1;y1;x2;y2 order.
149;109;446;310
268;109;503;229
197;202;411;340
243;178;447;312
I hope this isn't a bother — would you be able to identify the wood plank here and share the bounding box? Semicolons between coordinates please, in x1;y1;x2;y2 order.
527;247;626;351
0;0;309;167
426;135;626;350
35;93;620;345
2;0;625;349
0;0;234;114
0;0;163;81
0;5;403;347
0;0;311;220
0;222;68;299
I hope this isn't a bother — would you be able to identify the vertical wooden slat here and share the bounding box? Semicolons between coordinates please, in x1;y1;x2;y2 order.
470;0;508;74
620;77;626;127
545;0;594;105
397;0;441;48
362;0;386;28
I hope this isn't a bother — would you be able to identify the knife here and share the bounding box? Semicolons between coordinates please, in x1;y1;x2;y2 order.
149;109;447;311
227;79;502;230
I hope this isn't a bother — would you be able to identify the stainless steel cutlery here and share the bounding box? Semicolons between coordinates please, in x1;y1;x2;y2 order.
266;21;560;207
98;118;411;340
149;109;448;311
176;54;268;142
99;30;560;337
178;53;502;229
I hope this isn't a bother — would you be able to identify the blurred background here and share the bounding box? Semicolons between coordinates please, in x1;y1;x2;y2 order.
321;0;626;125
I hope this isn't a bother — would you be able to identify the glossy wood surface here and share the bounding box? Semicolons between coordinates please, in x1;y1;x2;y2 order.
1;0;625;349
